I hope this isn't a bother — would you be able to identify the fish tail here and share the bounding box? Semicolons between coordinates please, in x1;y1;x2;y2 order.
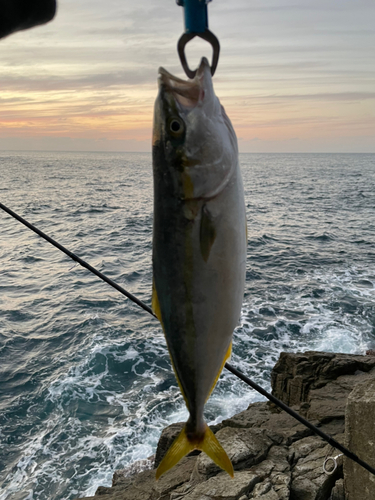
155;424;234;480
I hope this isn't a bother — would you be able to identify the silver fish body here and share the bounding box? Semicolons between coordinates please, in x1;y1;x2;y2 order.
152;58;247;478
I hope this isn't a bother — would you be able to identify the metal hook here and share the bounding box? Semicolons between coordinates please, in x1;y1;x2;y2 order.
177;29;220;79
323;454;343;475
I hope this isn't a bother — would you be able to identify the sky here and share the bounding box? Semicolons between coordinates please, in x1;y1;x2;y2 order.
0;0;374;153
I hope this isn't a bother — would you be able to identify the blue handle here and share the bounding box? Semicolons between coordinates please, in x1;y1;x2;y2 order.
176;0;212;34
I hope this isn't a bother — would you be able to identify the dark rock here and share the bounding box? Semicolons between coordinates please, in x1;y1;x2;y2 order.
271;351;375;407
329;479;345;500
344;378;375;500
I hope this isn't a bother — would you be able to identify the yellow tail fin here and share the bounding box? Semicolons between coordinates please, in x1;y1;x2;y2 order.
156;424;234;480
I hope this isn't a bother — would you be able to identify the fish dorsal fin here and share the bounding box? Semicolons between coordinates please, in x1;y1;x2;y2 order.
200;204;217;262
206;341;232;403
156;424;234;480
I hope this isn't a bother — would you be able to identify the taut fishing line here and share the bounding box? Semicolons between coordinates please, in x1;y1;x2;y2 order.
1;201;375;477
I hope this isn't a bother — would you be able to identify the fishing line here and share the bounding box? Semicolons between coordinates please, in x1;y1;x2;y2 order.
1;201;375;478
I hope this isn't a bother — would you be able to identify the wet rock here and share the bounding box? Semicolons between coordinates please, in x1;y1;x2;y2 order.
113;456;154;485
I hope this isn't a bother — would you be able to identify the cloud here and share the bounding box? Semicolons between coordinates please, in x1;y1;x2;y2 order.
0;0;374;152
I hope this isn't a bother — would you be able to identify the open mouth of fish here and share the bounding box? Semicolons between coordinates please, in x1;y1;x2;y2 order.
158;57;209;110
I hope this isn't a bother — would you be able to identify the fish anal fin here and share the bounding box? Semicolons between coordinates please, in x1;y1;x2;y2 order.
200;204;217;262
156;424;234;480
206;341;232;403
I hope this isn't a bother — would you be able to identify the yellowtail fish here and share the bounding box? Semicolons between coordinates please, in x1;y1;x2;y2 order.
152;57;247;479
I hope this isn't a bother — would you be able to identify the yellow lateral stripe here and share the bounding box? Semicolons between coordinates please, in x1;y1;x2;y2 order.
205;341;232;403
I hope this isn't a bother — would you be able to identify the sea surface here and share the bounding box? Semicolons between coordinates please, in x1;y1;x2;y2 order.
0;151;374;499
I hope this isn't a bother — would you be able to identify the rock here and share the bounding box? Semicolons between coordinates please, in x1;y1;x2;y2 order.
152;456;197;500
113;457;154;485
290;438;343;500
307;371;375;424
344;378;375;500
176;471;260;500
271;351;375;407
76;351;375;500
196;428;273;478
93;469;156;499
223;402;311;445
329;479;345;500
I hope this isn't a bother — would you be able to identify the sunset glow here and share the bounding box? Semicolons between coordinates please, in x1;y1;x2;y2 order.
1;0;374;152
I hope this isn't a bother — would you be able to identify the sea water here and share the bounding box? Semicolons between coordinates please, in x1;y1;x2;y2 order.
0;151;374;499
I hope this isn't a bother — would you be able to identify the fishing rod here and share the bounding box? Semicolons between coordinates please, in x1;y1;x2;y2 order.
1;200;375;478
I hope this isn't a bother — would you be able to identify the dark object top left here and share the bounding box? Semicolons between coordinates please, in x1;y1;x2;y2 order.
0;0;56;39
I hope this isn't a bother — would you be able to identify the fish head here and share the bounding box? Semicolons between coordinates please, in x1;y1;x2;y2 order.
153;57;237;201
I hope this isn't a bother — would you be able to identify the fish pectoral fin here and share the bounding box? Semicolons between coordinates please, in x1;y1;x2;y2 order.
200;204;217;262
156;424;234;480
155;427;196;480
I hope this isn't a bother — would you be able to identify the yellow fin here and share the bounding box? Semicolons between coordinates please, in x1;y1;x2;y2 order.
156;425;234;480
206;341;232;402
156;427;195;480
201;425;234;478
151;279;162;323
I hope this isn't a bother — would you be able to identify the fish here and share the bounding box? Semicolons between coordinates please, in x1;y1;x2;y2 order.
152;57;247;479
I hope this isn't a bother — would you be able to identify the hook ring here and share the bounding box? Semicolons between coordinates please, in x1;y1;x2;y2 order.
177;29;220;79
323;454;343;475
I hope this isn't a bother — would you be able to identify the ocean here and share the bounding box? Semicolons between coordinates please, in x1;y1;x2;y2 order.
0;151;374;499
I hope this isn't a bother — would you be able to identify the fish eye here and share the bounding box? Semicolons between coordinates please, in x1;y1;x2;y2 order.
168;117;184;137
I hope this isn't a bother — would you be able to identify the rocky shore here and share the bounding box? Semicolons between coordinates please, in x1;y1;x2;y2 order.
76;351;375;500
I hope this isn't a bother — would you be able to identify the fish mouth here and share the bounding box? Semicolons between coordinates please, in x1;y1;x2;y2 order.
158;57;210;110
